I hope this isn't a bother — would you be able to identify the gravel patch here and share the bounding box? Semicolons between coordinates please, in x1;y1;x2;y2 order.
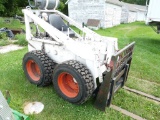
0;44;24;54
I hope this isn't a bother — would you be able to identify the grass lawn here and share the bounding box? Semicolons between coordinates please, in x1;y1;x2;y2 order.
0;22;160;120
97;22;160;84
0;17;27;46
0;17;25;29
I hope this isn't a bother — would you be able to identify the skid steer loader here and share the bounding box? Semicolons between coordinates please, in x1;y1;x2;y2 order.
22;0;135;111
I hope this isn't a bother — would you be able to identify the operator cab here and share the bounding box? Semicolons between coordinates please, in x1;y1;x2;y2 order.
48;14;75;37
28;0;75;38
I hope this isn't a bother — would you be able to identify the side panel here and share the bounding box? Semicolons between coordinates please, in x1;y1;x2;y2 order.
146;0;160;24
28;39;110;88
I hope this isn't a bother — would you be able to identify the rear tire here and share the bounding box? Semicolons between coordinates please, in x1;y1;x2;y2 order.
23;50;55;86
52;60;94;104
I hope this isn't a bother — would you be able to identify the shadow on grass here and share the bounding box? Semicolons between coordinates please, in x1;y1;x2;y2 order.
125;37;160;54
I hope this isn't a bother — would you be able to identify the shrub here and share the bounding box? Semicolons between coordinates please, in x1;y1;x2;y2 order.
0;40;11;46
0;32;8;40
14;34;28;46
0;32;11;46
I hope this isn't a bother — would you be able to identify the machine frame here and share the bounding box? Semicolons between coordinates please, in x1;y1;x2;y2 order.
22;1;135;111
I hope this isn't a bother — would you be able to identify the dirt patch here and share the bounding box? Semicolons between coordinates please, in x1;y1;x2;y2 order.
0;44;24;54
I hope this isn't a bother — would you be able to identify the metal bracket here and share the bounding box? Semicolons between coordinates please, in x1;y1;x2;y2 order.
94;70;112;111
150;24;160;34
94;42;135;111
41;42;45;52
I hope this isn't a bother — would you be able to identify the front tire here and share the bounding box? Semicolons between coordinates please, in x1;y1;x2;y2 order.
52;60;94;104
23;50;55;86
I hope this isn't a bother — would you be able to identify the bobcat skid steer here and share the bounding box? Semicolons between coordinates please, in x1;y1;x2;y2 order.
22;0;135;111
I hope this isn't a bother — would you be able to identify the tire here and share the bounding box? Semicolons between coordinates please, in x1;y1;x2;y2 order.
52;60;94;104
23;50;55;86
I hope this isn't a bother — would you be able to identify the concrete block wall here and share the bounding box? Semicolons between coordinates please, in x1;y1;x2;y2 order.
105;3;122;28
68;0;105;28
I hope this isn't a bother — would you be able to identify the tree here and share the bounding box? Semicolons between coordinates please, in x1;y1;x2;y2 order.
0;0;68;17
0;0;20;17
0;0;7;14
122;0;146;5
58;0;68;15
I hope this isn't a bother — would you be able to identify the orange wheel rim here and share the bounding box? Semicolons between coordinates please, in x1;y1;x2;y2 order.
26;60;41;81
58;72;79;98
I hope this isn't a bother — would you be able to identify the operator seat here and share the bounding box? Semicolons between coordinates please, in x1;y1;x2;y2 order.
48;14;75;37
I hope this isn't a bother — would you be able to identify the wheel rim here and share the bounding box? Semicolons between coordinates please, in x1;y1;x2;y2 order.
26;60;41;81
58;72;79;98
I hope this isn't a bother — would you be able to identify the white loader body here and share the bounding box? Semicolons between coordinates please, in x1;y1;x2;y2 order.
22;0;135;111
23;9;118;87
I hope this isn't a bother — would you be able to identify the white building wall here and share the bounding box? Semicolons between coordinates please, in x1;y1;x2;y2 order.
137;11;146;21
68;0;105;28
128;11;137;23
105;3;122;28
121;6;129;23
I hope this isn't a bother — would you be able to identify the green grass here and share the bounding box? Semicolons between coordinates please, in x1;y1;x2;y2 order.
97;22;160;84
0;32;11;46
0;22;160;120
0;17;26;46
0;39;12;46
14;34;28;46
126;76;160;98
0;48;132;120
0;17;25;29
113;89;160;120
